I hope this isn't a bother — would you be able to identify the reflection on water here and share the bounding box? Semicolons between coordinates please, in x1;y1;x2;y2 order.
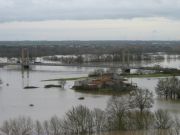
21;69;30;87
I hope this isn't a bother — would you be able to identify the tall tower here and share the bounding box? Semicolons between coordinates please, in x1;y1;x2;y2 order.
21;48;29;69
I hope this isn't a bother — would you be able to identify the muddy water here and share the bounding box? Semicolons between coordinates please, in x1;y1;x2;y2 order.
0;65;109;122
0;56;180;124
98;130;169;135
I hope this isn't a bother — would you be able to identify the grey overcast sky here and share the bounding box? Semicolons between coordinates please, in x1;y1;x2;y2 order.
0;0;180;40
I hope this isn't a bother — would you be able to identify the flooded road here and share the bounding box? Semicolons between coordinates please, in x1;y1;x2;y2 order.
0;56;180;123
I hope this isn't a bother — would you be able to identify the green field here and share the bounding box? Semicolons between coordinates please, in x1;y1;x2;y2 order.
124;73;180;78
42;77;88;82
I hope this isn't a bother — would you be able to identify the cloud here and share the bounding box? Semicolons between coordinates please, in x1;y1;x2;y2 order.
0;0;180;22
152;30;158;33
0;18;180;40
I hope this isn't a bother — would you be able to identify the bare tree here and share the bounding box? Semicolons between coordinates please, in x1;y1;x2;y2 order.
34;120;44;135
129;88;154;113
127;111;154;130
43;120;50;135
154;109;173;129
62;105;93;135
106;96;129;130
1;117;33;135
49;116;62;135
92;108;107;133
0;120;11;135
173;117;180;135
156;78;168;99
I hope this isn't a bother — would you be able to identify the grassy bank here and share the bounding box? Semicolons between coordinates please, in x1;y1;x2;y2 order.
43;72;180;82
124;73;180;78
42;73;180;83
42;77;88;81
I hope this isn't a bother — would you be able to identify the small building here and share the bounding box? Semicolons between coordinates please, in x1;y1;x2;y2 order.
74;78;92;87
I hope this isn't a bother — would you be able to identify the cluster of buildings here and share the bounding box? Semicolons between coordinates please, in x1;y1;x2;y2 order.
73;73;136;91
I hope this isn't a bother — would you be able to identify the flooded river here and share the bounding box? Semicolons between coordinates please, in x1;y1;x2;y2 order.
0;66;109;122
0;56;180;124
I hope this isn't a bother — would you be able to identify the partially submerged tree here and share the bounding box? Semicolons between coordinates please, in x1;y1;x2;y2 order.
155;78;168;98
62;105;93;135
92;108;107;133
106;96;129;130
154;109;173;129
173;117;180;135
0;120;11;135
156;76;180;99
127;110;154;130
1;117;33;135
34;120;44;135
49;116;62;135
43;120;50;135
129;88;154;113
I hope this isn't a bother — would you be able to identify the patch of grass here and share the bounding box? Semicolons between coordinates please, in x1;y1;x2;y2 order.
125;73;180;78
42;77;88;82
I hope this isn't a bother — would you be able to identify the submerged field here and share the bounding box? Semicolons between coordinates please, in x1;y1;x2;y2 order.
1;54;180;134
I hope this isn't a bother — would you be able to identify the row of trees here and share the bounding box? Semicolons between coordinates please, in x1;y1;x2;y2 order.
1;41;179;57
1;108;178;135
1;88;172;135
44;53;165;64
156;76;180;99
2;87;180;135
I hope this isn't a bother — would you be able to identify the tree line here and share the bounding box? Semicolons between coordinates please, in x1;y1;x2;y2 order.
0;41;180;58
43;53;166;64
1;88;180;135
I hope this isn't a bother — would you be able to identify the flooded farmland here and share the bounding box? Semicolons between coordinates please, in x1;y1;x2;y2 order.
0;56;180;124
0;55;180;135
0;65;110;122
